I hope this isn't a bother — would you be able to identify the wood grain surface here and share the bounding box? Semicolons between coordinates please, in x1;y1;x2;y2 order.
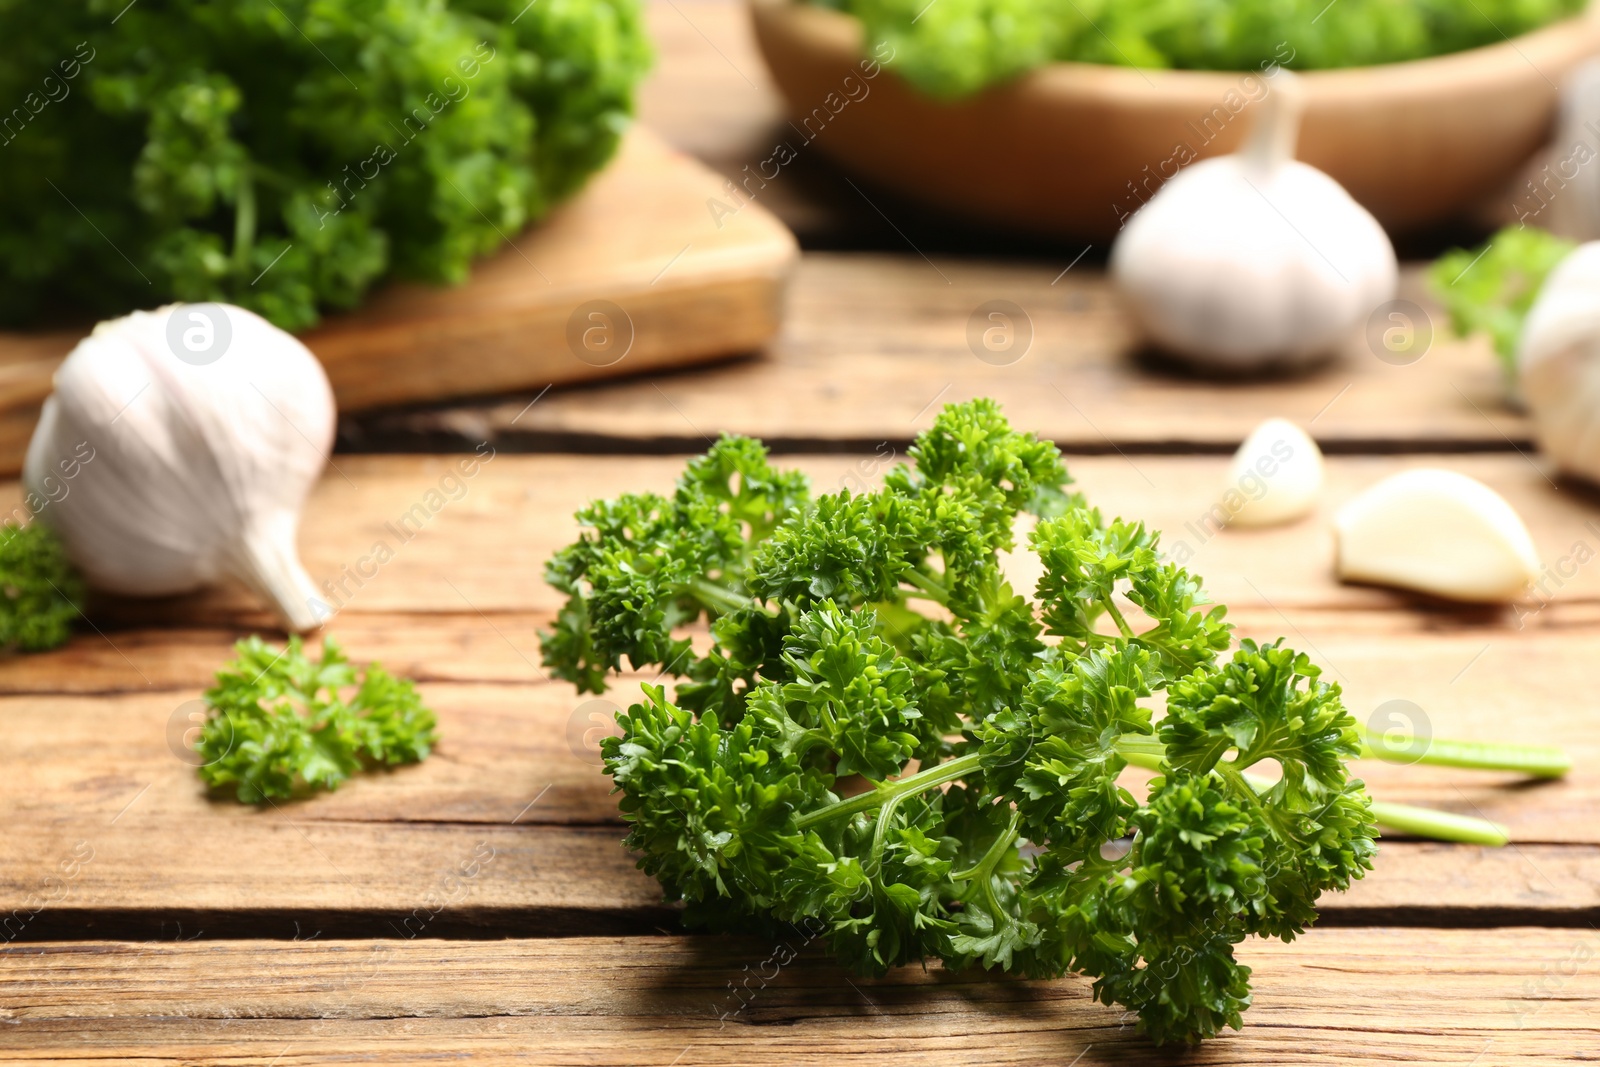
366;256;1526;453
35;451;1583;622
2;3;1592;1061
2;930;1597;1064
2;456;1598;945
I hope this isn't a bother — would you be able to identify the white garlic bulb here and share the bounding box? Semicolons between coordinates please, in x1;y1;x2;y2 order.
1110;68;1398;368
1531;58;1600;241
1221;418;1323;527
1333;469;1539;603
1519;241;1600;484
24;304;334;631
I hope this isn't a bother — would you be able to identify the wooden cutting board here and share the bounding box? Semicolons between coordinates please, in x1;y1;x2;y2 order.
0;125;797;473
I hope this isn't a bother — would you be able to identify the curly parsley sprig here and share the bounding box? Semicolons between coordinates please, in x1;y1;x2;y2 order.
0;522;83;653
544;399;1566;1044
1429;225;1576;385
197;636;437;803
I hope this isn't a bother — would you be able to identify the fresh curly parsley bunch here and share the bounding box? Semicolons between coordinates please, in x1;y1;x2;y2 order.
825;0;1585;97
543;399;1379;1044
0;0;650;329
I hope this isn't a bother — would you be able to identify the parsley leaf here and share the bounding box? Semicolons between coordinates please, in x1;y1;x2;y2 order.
0;522;83;653
1429;225;1576;382
196;636;437;803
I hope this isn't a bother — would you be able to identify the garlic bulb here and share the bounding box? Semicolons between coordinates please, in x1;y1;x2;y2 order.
1221;418;1323;527
1519;241;1600;484
24;304;334;631
1530;57;1600;240
1333;469;1539;603
1110;68;1397;368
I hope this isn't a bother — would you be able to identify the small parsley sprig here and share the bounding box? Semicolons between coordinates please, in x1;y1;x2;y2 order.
197;636;437;803
1429;225;1576;384
543;399;1567;1044
0;522;83;653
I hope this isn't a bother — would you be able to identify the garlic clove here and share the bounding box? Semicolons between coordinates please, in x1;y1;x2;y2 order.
1333;469;1539;602
1221;418;1323;527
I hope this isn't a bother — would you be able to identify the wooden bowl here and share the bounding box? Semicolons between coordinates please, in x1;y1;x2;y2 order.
749;0;1600;239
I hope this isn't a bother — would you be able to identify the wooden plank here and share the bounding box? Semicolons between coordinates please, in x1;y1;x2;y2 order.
429;255;1527;451
3;454;1598;927
1;623;1597;929
0;126;798;474
2;930;1597;1063
31;452;1587;621
3;628;1597;842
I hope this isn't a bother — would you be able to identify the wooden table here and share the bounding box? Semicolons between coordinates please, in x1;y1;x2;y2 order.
4;4;1599;1063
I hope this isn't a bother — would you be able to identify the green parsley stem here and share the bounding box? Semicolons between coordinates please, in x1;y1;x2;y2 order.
1358;730;1569;778
953;808;1023;883
1112;739;1509;845
900;568;951;606
1364;800;1509;847
685;577;754;616
232;167;258;279
1102;598;1136;639
795;751;983;829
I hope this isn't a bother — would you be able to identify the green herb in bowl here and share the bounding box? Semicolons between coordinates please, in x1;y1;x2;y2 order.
828;0;1588;98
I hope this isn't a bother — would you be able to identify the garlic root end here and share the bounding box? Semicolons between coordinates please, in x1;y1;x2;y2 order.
231;529;326;633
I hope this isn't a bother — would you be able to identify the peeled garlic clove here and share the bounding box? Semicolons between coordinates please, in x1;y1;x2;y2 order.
1333;469;1539;602
1110;68;1397;368
24;304;334;631
1221;418;1323;527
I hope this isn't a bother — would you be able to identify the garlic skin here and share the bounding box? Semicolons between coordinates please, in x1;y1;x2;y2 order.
1535;58;1600;241
1518;241;1600;484
24;304;334;631
1110;69;1398;368
1333;469;1539;603
1222;418;1323;527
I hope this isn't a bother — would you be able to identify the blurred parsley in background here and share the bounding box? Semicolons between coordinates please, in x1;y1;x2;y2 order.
1429;225;1577;383
822;0;1586;98
0;0;650;329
